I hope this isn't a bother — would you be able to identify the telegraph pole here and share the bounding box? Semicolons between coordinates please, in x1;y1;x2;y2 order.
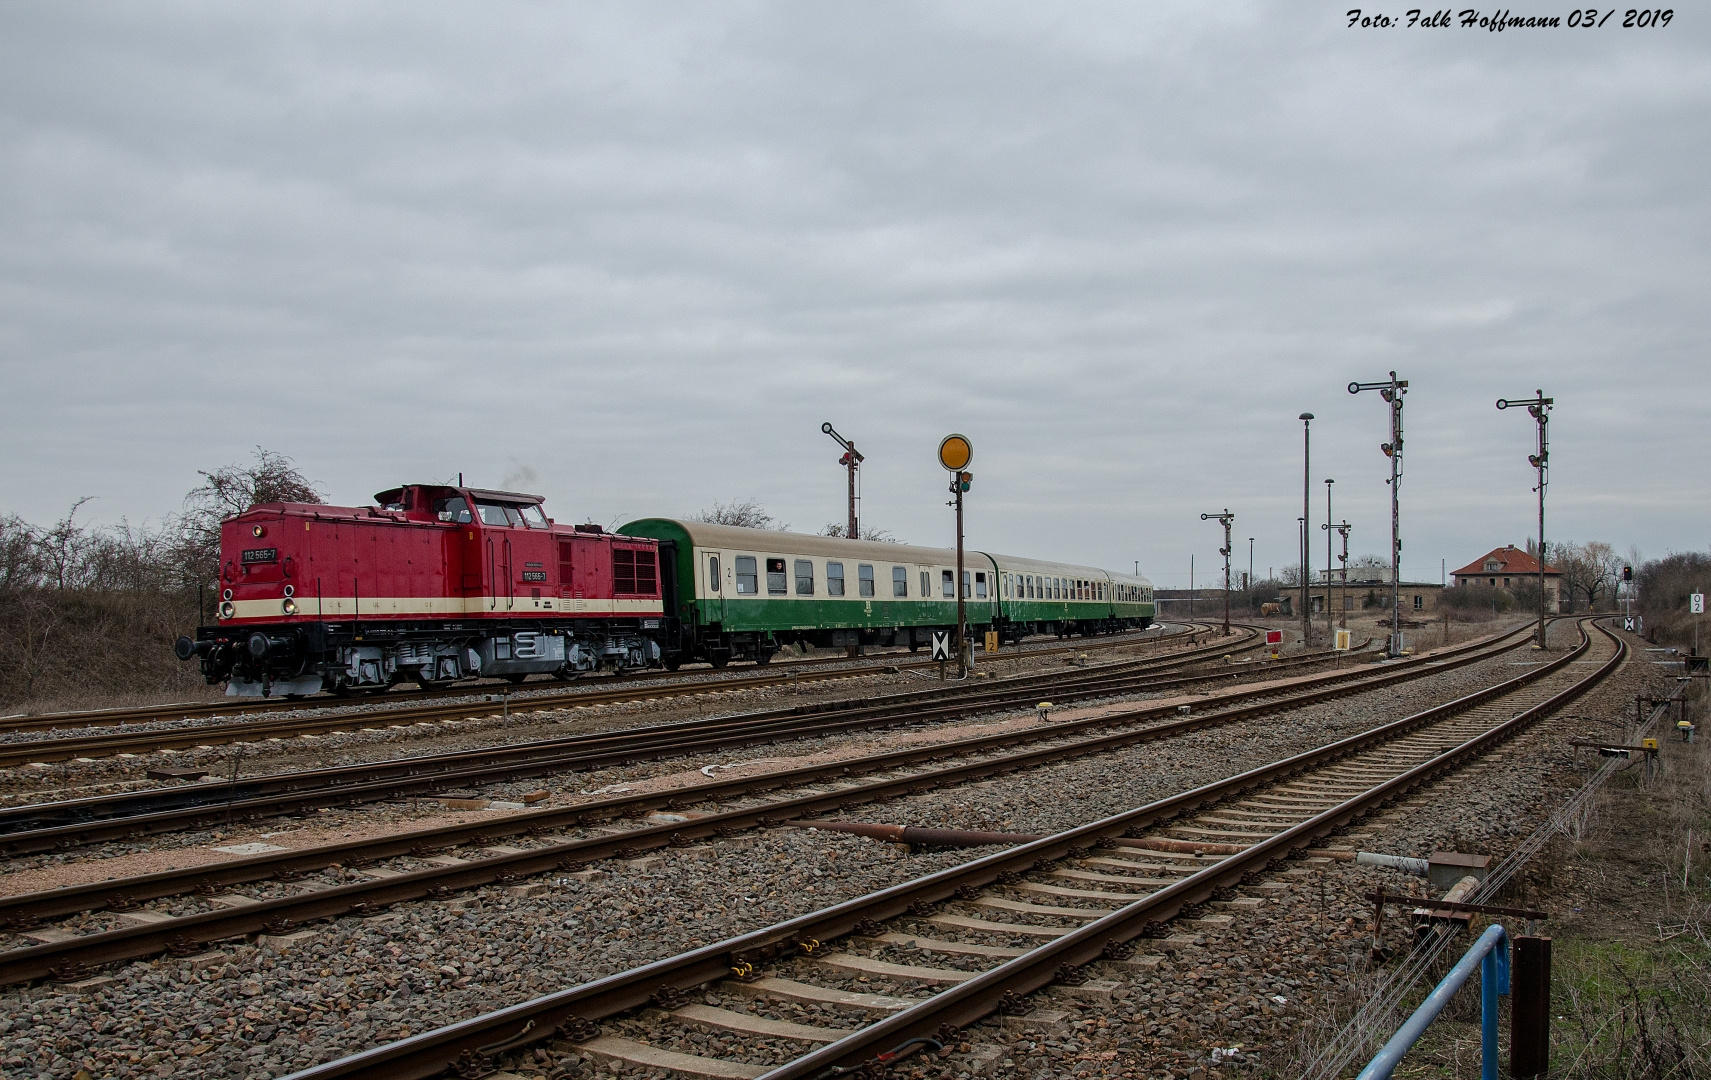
1201;510;1235;636
1497;391;1554;649
1350;373;1408;657
938;434;974;676
1322;478;1335;642
821;423;864;539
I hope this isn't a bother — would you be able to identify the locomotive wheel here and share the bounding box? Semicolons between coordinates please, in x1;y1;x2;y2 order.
663;657;682;672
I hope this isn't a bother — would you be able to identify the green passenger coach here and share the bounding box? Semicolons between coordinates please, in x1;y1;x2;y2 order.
618;519;1154;668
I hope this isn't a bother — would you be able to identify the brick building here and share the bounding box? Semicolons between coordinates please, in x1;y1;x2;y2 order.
1450;545;1561;612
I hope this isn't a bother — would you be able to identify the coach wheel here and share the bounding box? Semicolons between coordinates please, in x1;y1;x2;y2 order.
755;648;774;666
504;674;528;685
708;652;730;670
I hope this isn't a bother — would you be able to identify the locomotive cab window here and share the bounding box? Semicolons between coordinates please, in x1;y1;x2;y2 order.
519;504;548;529
434;496;472;524
476;500;524;527
794;559;814;596
827;562;845;596
736;556;758;594
858;564;875;597
893;566;907;597
767;558;788;595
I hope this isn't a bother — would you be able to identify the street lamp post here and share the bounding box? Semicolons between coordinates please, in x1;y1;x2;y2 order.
821;423;864;539
1349;373;1409;657
1497;391;1554;649
1201;510;1236;637
1299;413;1314;644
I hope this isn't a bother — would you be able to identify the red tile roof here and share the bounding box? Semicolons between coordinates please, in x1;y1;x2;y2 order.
1451;545;1560;579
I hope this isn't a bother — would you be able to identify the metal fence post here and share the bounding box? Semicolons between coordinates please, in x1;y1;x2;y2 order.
1510;936;1551;1077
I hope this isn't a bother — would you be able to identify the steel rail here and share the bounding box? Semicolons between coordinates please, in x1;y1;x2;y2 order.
0;628;1289;844
0;634;1420;928
268;620;1620;1080
0;622;1544;985
0;625;1205;738
0;626;1226;767
0;625;1496;854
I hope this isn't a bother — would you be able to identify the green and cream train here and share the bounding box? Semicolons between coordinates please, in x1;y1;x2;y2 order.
618;518;1154;668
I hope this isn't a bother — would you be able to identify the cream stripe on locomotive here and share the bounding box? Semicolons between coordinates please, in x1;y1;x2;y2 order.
223;596;665;620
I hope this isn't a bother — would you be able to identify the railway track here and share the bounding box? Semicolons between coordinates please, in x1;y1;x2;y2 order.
0;624;1204;739
0;621;1541;987
0;626;1274;849
268;617;1622;1080
0;626;1212;764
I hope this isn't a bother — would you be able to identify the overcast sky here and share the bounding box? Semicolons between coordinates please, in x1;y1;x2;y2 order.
2;3;1706;586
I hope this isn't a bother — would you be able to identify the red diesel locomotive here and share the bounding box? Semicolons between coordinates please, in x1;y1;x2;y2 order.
174;484;671;696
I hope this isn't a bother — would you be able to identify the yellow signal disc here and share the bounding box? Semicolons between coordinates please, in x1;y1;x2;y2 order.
937;433;972;471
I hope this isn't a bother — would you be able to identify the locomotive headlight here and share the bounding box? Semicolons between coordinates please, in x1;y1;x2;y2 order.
219;601;235;619
283;585;295;597
252;525;266;538
282;599;298;615
222;588;234;601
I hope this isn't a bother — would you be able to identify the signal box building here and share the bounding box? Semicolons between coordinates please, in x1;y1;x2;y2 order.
1450;545;1561;612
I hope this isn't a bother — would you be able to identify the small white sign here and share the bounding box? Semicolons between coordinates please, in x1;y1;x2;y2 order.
1334;629;1352;651
930;631;953;661
1624;617;1637;632
1692;593;1706;615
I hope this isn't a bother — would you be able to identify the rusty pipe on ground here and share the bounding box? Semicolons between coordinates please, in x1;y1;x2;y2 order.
788;821;1043;847
789;821;1199;852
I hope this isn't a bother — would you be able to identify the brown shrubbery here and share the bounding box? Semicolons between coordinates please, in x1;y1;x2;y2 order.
0;450;321;713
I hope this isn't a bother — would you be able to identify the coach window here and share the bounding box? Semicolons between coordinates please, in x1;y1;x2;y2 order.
709;556;721;592
736;556;758;595
893;566;908;597
766;558;788;594
961;570;971;599
974;572;987;599
858;564;875;597
827;562;845;596
794;559;815;596
941;570;954;598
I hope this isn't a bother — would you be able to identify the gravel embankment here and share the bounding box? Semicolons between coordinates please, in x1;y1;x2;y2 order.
0;633;1550;1080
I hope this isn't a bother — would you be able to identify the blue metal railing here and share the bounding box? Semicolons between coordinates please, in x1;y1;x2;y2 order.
1357;923;1511;1080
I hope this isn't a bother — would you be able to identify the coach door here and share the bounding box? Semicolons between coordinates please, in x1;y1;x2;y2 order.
705;551;725;625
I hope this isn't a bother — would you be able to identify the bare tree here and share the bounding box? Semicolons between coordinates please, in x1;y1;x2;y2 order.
179;448;323;587
818;522;900;543
1556;541;1619;612
691;499;788;531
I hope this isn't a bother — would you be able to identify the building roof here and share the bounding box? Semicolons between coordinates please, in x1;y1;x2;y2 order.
1451;545;1560;579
